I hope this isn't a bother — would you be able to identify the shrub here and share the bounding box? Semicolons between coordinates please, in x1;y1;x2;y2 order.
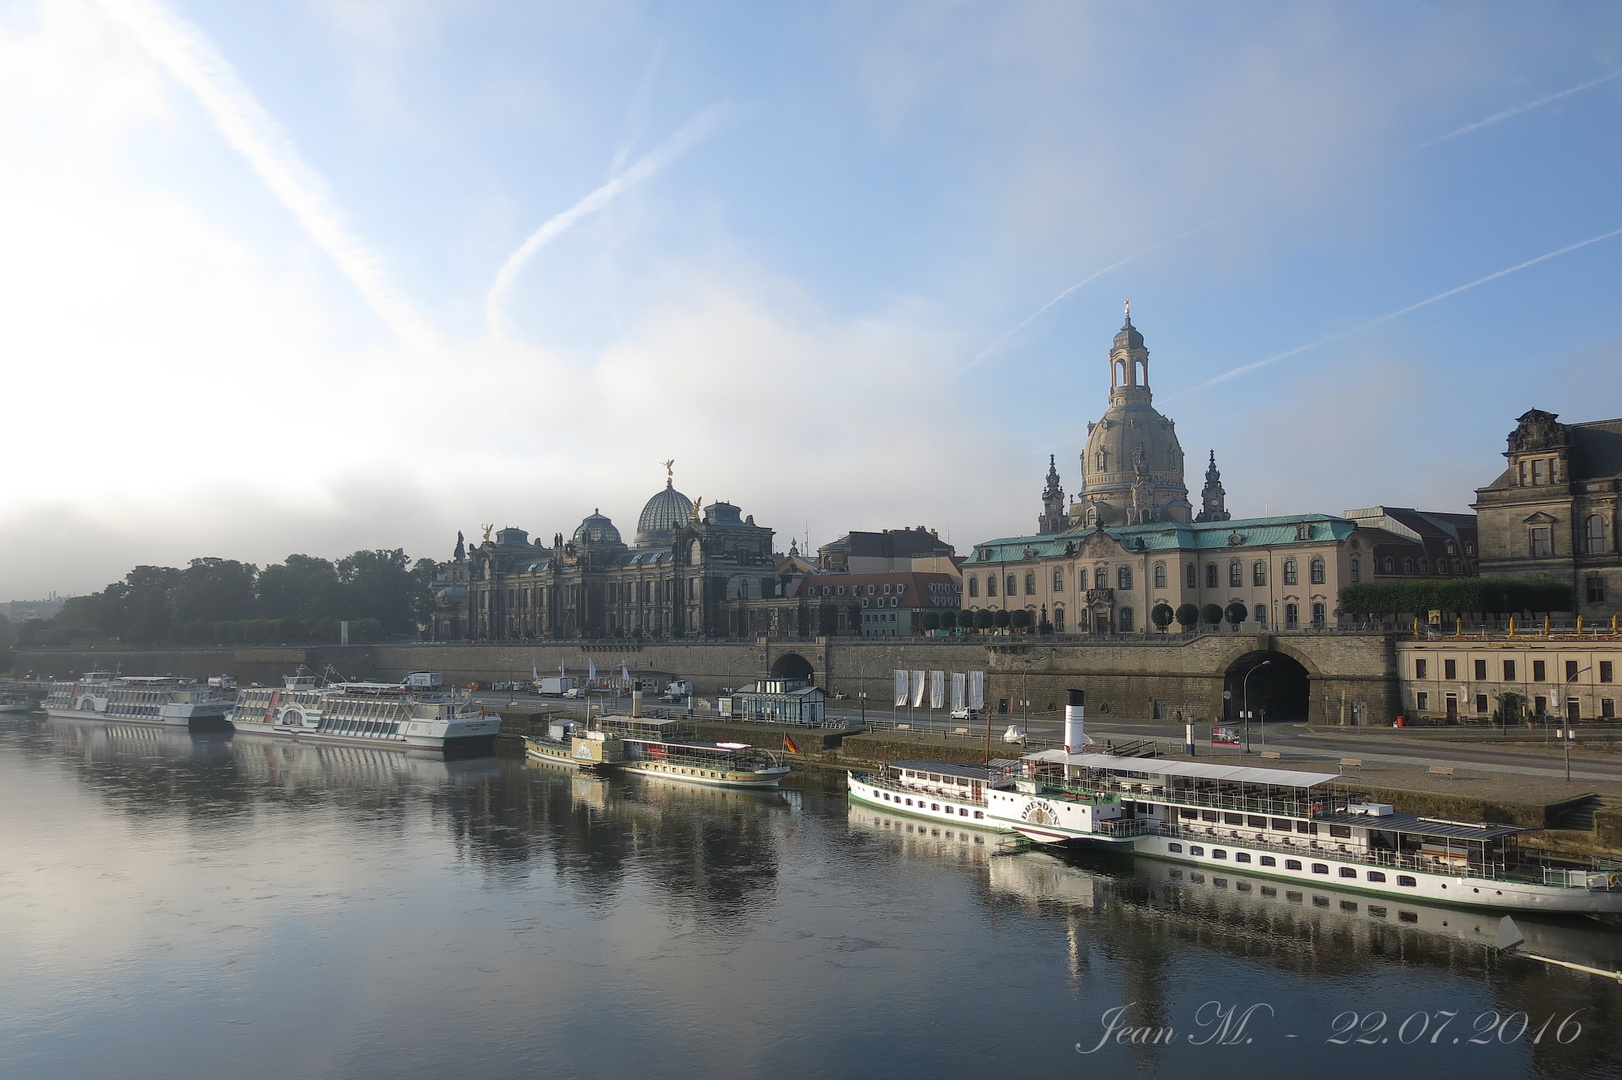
1175;603;1200;631
1152;603;1175;630
1224;601;1248;628
993;609;1011;629
921;612;941;631
974;609;994;630
1199;603;1224;627
1010;609;1034;630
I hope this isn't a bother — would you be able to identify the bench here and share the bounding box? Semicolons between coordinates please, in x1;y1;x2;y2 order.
896;724;910;730
1339;758;1363;767
1428;765;1455;777
954;727;969;734
1260;751;1281;759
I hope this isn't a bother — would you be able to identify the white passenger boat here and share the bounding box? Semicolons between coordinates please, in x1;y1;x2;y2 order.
522;721;625;770
846;759;1013;833
42;672;235;727
526;715;790;788
0;692;33;713
973;690;1622;915
228;674;501;754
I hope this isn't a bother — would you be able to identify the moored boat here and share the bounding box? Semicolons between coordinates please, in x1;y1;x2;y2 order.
228;674;500;754
846;759;1013;833
0;692;33;713
42;673;235;727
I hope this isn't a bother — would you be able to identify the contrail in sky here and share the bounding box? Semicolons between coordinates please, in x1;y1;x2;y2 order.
96;0;436;349
960;220;1220;376
1422;69;1622;147
486;104;729;339
1178;225;1622;396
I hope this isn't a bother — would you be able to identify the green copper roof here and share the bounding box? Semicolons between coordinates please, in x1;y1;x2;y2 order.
968;514;1356;564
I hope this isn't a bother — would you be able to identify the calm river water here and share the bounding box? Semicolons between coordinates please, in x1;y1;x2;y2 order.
3;716;1622;1080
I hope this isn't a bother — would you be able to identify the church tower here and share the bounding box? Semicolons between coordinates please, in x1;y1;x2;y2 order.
1195;450;1231;522
1071;305;1192;527
1037;455;1066;534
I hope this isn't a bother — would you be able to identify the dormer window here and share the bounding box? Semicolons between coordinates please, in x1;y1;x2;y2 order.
836;586;846;596
883;584;892;594
896;583;906;594
1295;523;1312;541
1531;459;1547;485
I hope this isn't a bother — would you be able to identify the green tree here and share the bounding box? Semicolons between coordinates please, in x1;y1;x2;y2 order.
1175;603;1200;631
1224;601;1248;629
1199;603;1224;628
973;609;994;630
920;611;941;631
258;555;341;619
1010;609;1034;630
336;549;414;635
993;609;1012;629
172;558;256;633
1151;603;1175;631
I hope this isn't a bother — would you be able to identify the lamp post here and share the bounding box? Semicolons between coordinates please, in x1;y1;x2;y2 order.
1564;666;1592;782
1242;660;1272;755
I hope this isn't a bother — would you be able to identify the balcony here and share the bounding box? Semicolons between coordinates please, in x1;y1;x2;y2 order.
1085;589;1115;603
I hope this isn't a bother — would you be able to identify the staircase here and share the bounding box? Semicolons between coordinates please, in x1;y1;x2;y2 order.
1106;738;1161;759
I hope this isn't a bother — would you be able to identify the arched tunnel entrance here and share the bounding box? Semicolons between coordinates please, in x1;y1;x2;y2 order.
769;653;815;682
1224;651;1310;724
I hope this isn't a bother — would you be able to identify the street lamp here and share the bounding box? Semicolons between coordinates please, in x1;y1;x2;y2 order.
1563;666;1592;782
1242;660;1272;755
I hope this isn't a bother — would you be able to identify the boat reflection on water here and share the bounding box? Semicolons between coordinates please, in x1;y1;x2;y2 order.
991;847;1622;976
45;717;202;761
229;735;501;794
846;802;1013;871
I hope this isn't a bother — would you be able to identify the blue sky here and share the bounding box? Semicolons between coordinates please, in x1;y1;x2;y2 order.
1;1;1619;599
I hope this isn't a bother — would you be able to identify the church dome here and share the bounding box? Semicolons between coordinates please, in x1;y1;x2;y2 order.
573;510;622;547
1113;314;1144;351
636;481;693;547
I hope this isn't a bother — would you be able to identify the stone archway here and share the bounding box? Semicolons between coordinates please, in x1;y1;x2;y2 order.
769;652;815;682
1223;649;1310;724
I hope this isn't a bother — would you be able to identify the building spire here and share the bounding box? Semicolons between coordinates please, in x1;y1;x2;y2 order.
1195;450;1230;522
1038;454;1067;534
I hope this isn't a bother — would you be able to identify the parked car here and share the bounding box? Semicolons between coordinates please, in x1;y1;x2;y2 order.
563;687;586;699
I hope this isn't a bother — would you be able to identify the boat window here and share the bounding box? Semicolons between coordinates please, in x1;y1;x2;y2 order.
1313;896;1330;907
1213;878;1228;888
1259;856;1276;867
1201;811;1219;822
1190;873;1204;884
1189;846;1204;856
1397;876;1417;887
959;808;968;817
1399;911;1418;922
1367;871;1386;883
1312;863;1329;874
1236;881;1252;893
1296;822;1317;834
1212;849;1227;860
973;811;983;820
1368;906;1387;917
1180;809;1199;819
1223;813;1243;825
905;799;913;806
1339;867;1357;878
1329;825;1352;838
1286;891;1303;902
928;774;941;783
931;804;939;812
1247;815;1266;828
1168;843;1183;853
1169;869;1182;879
1271;819;1292;830
1235;852;1251;863
1260;886;1276;898
1340;901;1358;913
1285;859;1302;870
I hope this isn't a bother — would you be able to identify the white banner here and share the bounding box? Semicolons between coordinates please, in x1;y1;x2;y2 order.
930;671;945;709
588;658;597;681
951;672;966;713
894;669;909;707
969;670;985;711
910;670;927;708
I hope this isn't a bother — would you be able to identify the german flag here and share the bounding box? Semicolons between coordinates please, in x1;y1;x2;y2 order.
783;734;799;754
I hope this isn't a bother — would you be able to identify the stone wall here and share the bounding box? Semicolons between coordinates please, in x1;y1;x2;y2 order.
18;630;1400;724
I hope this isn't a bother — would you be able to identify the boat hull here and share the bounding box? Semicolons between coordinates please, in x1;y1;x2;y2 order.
229;720;499;754
847;773;1009;831
44;703;230;727
621;759;790;788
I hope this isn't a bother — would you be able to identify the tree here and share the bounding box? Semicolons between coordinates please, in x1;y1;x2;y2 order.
1224;601;1248;629
1010;609;1034;630
993;609;1012;629
172;558;257;632
336;549;414;635
1492;691;1525;727
1175;603;1200;631
974;609;994;630
1151;603;1175;632
257;555;340;619
1199;603;1224;628
921;611;941;632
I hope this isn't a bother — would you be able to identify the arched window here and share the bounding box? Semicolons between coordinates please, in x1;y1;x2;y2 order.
1054;606;1065;633
1095;566;1108;590
1095;450;1107;471
1310;557;1325;585
1119;607;1134;633
968;577;978;598
1053;569;1064;592
1205;564;1218;588
1118;566;1133;590
1024;571;1036;595
1588;515;1609;555
1186;564;1197;589
1350;558;1360;582
1255;603;1267;628
1402;558;1414;574
1253;561;1266;587
1085;506;1098;526
986;576;996;597
1418;557;1429;574
1285;603;1299;630
1451;558;1462;573
1312;602;1326;629
1383;557;1395;574
1154;564;1167;589
1006;574;1017;596
1229;561;1243;587
1283;559;1298;585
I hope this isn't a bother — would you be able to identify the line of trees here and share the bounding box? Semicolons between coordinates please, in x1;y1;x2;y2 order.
919;609;1036;632
1337;578;1574;619
16;551;441;648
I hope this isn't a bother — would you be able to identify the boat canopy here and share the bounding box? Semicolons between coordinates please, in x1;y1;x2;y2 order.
1022;750;1339;790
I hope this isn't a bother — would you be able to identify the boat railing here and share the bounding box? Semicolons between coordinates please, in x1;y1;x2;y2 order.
1156;822;1516;882
858;771;988;806
1095;817;1153;837
1044;778;1337;819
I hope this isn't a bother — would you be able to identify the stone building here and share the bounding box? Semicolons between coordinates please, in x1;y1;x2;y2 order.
815;527;958;576
1398;635;1622;724
436;471;783;640
1473;409;1622;618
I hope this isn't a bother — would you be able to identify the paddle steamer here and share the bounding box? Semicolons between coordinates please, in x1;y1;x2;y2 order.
42;673;234;727
228;674;500;753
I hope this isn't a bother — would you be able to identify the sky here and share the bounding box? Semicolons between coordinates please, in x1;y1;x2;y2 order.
2;0;1620;601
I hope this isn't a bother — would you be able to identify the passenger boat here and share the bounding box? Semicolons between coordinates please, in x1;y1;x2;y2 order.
974;691;1622;915
228;674;500;753
525;715;789;787
846;759;1013;833
522;721;625;770
42;673;235;727
0;692;33;713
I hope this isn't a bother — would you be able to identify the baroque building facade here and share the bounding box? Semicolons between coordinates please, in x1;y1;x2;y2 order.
1473;409;1622;618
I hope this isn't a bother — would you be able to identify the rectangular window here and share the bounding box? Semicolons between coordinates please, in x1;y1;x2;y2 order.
987;576;996;597
1476;694;1488;713
1416;692;1429;710
1212;849;1227;860
1296;821;1318;835
1205;564;1218;589
1270;819;1292;831
1187;564;1197;589
1415;658;1427;679
1397;876;1417;887
968;577;978;598
1532;458;1547;485
1190;846;1204;856
1260;856;1276;867
1531;527;1552;557
1567;660;1580;682
1168;843;1183;853
1235;852;1251;863
1285;859;1302;871
1312;863;1329;875
1604;700;1615;719
1533;660;1546;682
1223;812;1243;825
1368;872;1386;883
1475;659;1487;680
1504;659;1516;681
1229;562;1243;587
1119;607;1134;632
1444;659;1457;680
1603;662;1614;683
1329;825;1352;838
1247;815;1266;828
1339;867;1357;878
1154;565;1166;589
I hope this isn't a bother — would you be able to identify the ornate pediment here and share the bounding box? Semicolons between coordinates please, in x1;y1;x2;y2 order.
1509;409;1568;454
1522;511;1559;524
